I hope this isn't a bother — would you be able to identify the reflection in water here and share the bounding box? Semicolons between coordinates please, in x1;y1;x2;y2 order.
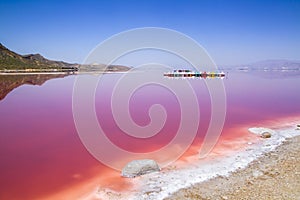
0;74;69;100
0;71;300;199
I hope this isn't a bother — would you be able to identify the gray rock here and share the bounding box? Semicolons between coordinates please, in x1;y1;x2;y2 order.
121;159;160;178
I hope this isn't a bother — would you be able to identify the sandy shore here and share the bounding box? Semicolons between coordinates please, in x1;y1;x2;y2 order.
165;135;300;200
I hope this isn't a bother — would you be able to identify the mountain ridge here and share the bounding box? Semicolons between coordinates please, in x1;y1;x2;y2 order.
220;59;300;70
0;43;77;70
0;43;131;72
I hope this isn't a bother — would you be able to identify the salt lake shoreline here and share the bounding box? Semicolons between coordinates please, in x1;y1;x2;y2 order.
90;120;300;200
165;131;300;200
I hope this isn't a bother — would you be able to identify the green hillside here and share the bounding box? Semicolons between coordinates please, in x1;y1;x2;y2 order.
0;43;77;70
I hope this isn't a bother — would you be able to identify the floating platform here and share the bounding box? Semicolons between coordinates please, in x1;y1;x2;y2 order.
164;69;225;78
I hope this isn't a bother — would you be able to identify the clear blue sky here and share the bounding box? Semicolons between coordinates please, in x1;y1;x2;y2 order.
0;0;299;65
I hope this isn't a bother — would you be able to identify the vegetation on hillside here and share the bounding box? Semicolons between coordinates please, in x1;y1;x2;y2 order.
0;43;77;70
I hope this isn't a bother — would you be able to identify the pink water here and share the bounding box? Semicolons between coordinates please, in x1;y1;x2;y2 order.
0;71;300;199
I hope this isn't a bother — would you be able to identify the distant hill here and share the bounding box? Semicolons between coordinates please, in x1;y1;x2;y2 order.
222;59;300;71
219;59;300;79
0;43;78;70
0;43;131;72
78;64;131;72
246;59;300;69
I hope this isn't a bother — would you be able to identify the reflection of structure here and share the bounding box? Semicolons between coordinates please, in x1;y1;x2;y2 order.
164;69;225;79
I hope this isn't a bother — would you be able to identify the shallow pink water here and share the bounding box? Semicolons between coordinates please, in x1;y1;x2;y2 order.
0;71;300;199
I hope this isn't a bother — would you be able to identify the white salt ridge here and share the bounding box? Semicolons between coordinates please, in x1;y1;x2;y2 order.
97;126;300;200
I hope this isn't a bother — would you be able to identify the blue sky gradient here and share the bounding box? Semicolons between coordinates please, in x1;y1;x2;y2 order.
0;0;299;65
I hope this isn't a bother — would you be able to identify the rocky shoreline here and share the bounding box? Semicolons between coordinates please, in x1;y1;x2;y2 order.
165;135;300;200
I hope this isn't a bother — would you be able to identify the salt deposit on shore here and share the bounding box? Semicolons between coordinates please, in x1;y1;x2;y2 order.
91;118;300;200
167;134;300;200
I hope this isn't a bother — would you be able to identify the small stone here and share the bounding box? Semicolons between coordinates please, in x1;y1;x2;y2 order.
253;170;263;178
258;175;268;180
247;180;254;185
221;196;228;200
264;170;280;177
261;132;271;138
